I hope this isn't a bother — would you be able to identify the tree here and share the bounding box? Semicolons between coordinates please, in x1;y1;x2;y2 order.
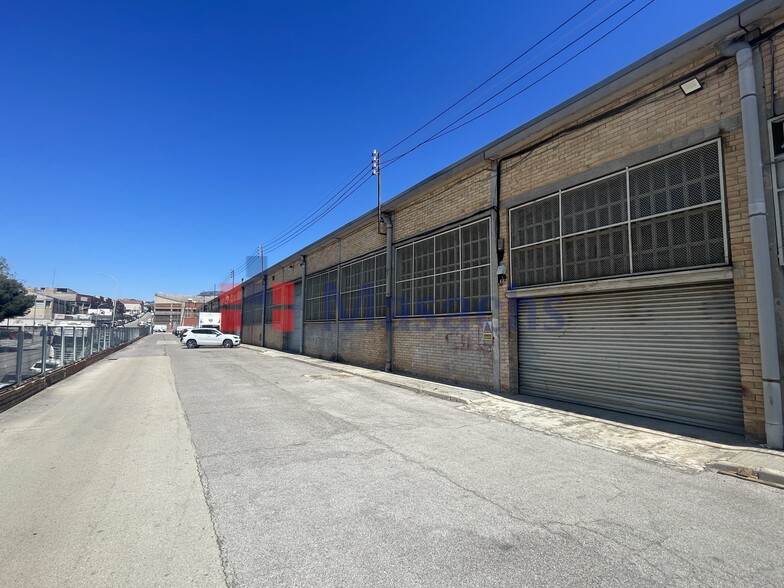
0;257;35;322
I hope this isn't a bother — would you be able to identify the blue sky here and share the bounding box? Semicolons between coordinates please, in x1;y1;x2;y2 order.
1;0;741;301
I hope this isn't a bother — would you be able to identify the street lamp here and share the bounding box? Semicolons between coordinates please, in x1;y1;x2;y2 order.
98;272;119;346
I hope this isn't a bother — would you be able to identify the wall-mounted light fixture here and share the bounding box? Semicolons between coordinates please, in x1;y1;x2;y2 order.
679;78;702;96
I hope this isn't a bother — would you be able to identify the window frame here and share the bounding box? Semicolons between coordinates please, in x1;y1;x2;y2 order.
394;217;491;318
339;250;387;320
768;115;784;265
304;268;338;322
508;138;729;290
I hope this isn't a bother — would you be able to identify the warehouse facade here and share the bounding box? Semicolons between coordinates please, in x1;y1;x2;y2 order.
236;0;784;445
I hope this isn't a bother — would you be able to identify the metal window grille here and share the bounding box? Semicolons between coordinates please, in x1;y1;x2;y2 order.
768;116;784;265
394;217;491;317
304;269;338;321
339;252;386;319
509;140;727;289
242;281;265;324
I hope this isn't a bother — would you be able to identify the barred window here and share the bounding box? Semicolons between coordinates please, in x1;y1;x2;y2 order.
340;252;386;319
395;218;491;317
305;269;338;321
768;116;784;265
509;140;727;288
242;281;265;325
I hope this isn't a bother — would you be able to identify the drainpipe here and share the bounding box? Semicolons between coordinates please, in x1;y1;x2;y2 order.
382;212;394;371
261;273;267;347
722;40;783;449
300;255;306;355
489;161;502;394
335;239;341;362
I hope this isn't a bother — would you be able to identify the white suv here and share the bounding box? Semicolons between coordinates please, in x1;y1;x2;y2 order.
181;328;240;349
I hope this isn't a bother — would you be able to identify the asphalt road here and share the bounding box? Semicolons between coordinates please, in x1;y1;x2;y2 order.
0;335;225;587
0;336;45;378
1;334;783;587
165;336;784;587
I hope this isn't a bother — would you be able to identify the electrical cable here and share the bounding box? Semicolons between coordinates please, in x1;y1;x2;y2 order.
419;0;657;146
384;0;650;167
240;0;618;264
262;164;371;250
209;0;655;280
380;0;602;158
264;173;374;255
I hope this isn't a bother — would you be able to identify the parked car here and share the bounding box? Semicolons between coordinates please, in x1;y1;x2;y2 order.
9;330;34;340
178;326;195;340
181;328;240;349
30;359;63;374
153;325;167;333
0;373;35;390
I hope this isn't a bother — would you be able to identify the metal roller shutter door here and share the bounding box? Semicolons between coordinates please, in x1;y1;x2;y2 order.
517;282;744;432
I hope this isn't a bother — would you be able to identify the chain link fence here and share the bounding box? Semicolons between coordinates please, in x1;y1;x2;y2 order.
0;325;150;392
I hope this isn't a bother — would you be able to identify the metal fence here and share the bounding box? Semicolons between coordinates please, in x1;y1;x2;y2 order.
0;325;150;392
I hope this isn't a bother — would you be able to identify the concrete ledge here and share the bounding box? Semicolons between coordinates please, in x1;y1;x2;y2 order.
709;460;784;489
0;336;148;412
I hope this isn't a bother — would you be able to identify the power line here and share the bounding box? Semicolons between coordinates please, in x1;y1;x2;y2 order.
419;0;657;145
264;172;374;255
380;0;602;158
262;164;371;250
237;1;615;265
384;0;650;167
210;0;654;279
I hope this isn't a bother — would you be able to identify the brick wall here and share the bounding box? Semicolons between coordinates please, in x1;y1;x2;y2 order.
394;168;492;242
340;221;386;262
392;315;493;389
338;320;386;370
304;322;338;360
725;127;765;439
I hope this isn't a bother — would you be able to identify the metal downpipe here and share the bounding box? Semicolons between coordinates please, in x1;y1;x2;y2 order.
382;213;394;372
261;273;267;347
489;161;501;393
299;256;306;355
723;40;784;448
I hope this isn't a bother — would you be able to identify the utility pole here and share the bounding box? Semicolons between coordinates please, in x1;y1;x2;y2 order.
258;245;264;272
231;269;235;289
372;149;384;234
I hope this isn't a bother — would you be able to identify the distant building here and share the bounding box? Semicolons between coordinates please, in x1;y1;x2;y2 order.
28;287;94;315
119;299;144;315
25;292;71;321
153;293;212;328
25;287;123;320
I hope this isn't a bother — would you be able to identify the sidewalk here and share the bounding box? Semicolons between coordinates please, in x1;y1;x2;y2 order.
242;346;784;489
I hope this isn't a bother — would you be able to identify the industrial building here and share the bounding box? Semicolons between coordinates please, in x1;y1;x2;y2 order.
229;0;784;446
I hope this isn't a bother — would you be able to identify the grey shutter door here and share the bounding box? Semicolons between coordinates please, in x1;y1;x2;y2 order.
517;282;744;433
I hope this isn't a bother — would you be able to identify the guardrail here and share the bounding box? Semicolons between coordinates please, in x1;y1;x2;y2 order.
0;324;150;410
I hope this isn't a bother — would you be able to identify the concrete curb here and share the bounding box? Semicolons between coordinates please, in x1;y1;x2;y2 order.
709;460;784;488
